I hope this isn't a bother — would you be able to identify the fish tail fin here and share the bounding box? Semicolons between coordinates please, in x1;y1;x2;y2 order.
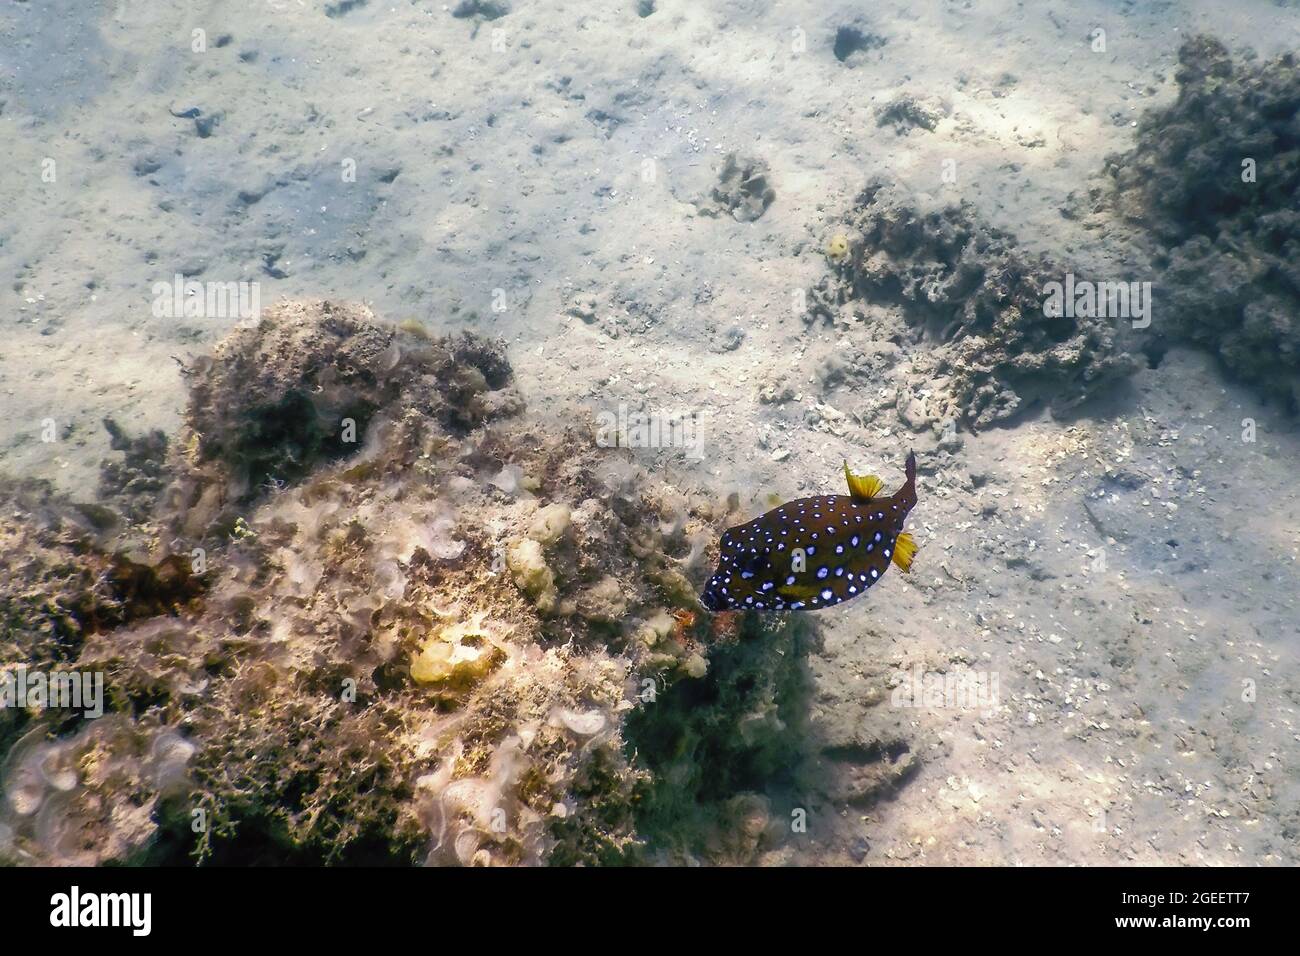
899;452;920;504
894;450;918;503
892;532;917;573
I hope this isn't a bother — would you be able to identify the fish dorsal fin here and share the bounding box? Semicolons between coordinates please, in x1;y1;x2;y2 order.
843;461;885;501
891;532;917;573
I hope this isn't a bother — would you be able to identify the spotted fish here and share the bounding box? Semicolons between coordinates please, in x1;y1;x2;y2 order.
700;452;918;612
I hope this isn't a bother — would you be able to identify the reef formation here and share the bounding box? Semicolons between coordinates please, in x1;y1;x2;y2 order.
1097;36;1300;410
810;181;1138;431
1;300;812;866
812;35;1300;430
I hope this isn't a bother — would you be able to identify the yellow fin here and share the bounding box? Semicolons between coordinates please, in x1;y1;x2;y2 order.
843;461;885;501
891;532;917;573
778;583;821;599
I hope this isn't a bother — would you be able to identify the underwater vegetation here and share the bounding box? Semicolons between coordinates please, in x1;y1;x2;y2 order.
0;300;816;866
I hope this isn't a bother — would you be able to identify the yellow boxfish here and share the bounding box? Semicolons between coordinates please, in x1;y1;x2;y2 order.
700;452;918;612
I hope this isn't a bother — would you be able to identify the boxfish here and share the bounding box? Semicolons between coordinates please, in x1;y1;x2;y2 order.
700;452;918;612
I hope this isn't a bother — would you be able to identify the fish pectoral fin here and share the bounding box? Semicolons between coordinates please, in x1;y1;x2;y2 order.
843;460;885;501
891;532;917;573
778;583;821;599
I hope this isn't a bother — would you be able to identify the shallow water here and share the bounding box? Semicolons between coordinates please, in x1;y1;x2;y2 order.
1;0;1297;867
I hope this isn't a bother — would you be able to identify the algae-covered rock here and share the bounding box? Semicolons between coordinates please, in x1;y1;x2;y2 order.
635;608;676;648
527;502;571;546
0;718;194;866
0;299;816;867
410;612;505;689
811;180;1137;429
506;538;558;614
0;477;204;691
682;652;708;679
165;299;524;536
1096;36;1300;409
576;576;627;624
